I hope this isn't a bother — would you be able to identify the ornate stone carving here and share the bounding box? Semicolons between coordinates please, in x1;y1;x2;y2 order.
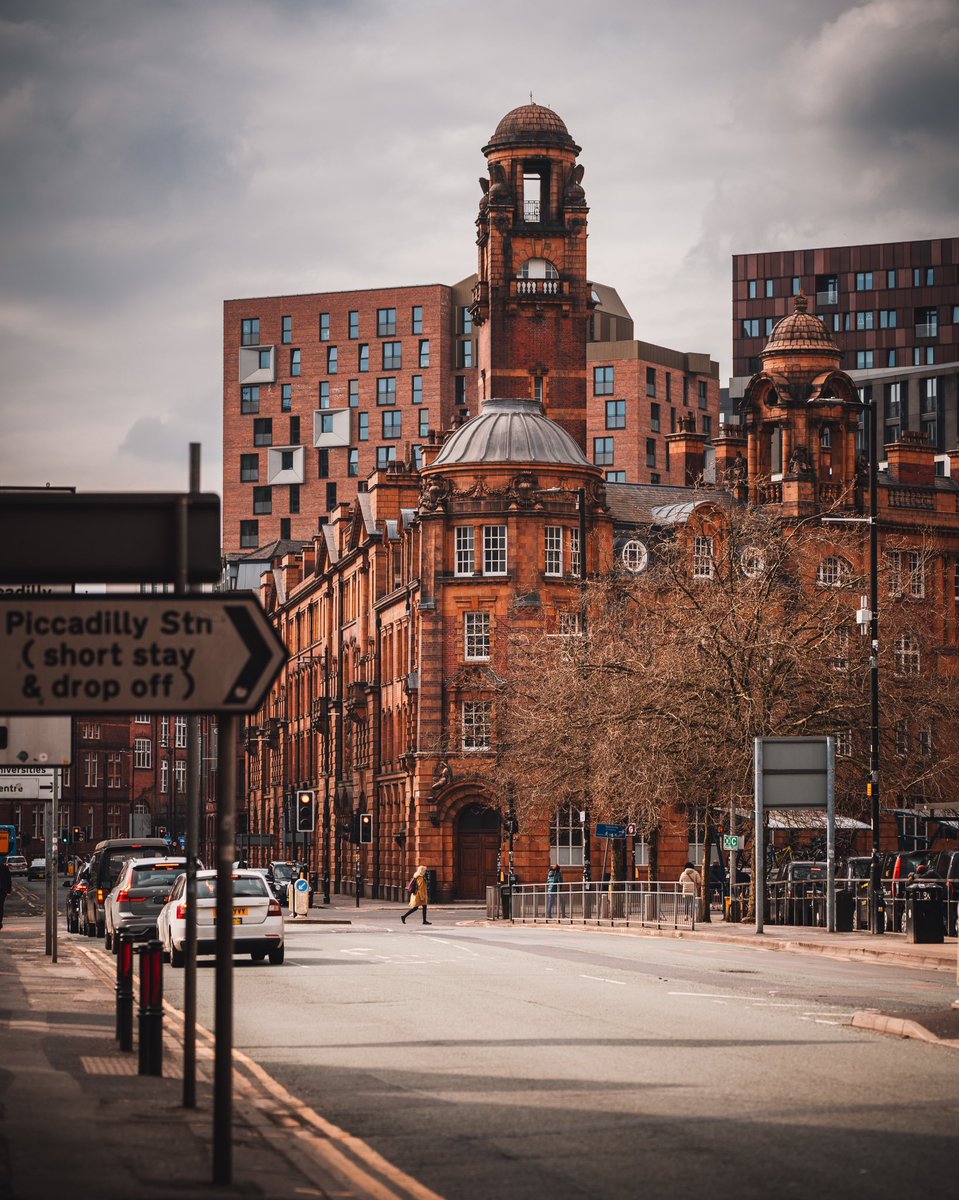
507;471;540;509
565;163;586;204
419;475;452;512
787;443;813;477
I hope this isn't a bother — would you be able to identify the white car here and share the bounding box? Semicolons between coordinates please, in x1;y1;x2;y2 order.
157;868;284;966
103;857;188;951
5;855;28;876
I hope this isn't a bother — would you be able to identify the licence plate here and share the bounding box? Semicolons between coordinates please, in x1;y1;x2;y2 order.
212;907;249;917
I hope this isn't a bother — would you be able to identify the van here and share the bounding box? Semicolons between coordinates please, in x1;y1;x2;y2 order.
80;838;169;938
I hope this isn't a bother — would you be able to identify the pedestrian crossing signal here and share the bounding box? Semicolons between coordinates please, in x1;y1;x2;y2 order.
296;790;315;832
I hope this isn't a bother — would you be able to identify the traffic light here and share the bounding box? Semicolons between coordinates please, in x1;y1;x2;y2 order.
73;826;82;843
359;812;373;844
296;789;315;833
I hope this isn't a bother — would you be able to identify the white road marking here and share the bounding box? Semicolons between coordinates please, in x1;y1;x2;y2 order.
580;974;626;985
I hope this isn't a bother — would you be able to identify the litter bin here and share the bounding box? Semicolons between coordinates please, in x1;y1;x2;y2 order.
835;889;855;933
425;868;438;904
725;896;742;923
905;882;945;944
500;885;511;920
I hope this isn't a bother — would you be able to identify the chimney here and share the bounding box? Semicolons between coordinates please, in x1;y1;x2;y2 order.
666;415;708;485
884;430;936;487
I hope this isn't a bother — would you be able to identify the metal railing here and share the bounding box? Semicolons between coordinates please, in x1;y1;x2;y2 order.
487;881;695;929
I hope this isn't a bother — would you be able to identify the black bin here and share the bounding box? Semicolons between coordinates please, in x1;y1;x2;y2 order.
425;868;438;904
905;883;945;944
835;889;855;933
500;885;511;919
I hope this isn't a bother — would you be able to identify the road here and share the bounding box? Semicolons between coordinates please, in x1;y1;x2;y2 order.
138;904;958;1200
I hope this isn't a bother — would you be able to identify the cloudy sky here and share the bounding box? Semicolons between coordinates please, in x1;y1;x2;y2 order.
1;0;956;496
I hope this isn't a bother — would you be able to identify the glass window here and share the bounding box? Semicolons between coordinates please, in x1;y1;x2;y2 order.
134;739;152;769
290;349;301;376
879;309;897;328
887;269;897;288
382;410;402;439
792;277;801;296
894;634;920;675
376;446;396;470
240;454;258;482
319;313;330;342
377;308;397;337
464;611;491;661
348;448;359;477
279;517;290;540
570;527;581;577
817;556;851;587
455;526;475;576
544;526;563;576
377;377;397;405
459;340;474;369
281;384;293;412
358;412;369;441
349;310;359;339
461;306;473;335
411;305;423;334
241;317;260;346
483;525;507;575
551;805;584;867
646;367;657;397
174;716;186;748
913;267;934;286
888;350;898;367
462;701;492;751
748;280;757;299
419;339;430;368
327;346;338;373
593;366;614;395
594;437;614;466
693;535;714;579
319;415;335;435
856;311;875;330
765;279;774;298
856;272;874;290
317;448;329;478
606;399;626;429
289;483;300;514
253;486;272;515
742;318;760;337
765;317;775;336
411;374;423;404
650;403;660;432
253;418;272;446
383;341;402;370
258;349;271;370
646;438;656;468
241;386;259;414
702;415;712;438
319;381;330;408
698;381;708;409
281;316;292;344
418;409;430;438
348;379;359;407
359;344;369;372
856;350;875;369
606;470;626;482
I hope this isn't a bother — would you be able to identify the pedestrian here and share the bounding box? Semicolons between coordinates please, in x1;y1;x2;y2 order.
546;862;563;918
679;860;702;919
0;858;12;930
401;865;432;925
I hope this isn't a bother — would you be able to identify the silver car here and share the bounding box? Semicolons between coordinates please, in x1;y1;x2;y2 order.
104;857;189;952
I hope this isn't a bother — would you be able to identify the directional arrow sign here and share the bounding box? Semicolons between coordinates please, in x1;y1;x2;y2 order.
0;768;56;799
0;596;288;714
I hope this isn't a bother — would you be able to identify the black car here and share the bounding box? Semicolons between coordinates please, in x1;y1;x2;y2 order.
883;850;942;933
266;861;297;906
931;849;959;936
81;838;170;938
767;861;828;925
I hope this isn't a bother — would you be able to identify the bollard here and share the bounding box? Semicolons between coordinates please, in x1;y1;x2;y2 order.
116;933;135;1052
137;940;164;1077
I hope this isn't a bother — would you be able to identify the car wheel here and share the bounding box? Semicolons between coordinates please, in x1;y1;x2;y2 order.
170;944;184;968
251;951;266;962
96;921;105;939
104;927;113;952
268;945;284;966
86;914;97;938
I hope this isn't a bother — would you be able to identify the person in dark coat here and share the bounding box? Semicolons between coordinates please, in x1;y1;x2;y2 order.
0;859;12;929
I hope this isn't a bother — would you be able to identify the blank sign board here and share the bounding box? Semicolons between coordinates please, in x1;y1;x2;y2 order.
758;737;829;809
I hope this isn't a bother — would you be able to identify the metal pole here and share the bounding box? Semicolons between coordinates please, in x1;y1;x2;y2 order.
867;398;883;935
44;800;52;956
826;736;836;932
578;488;591;885
51;772;58;963
728;798;737;922
182;442;201;1109
754;738;764;935
213;713;237;1185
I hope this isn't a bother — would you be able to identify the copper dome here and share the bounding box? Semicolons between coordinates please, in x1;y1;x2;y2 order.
484;104;579;152
762;292;840;361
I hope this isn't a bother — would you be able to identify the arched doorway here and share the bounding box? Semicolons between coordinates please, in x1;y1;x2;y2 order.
455;802;500;899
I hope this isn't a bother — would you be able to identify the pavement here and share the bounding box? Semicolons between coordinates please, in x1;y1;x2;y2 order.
1;886;957;1198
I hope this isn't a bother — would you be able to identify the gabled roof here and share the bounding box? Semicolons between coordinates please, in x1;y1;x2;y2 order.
605;483;724;527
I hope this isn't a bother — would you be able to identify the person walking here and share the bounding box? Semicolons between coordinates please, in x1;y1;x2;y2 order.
546;863;563;918
401;865;432;925
0;858;12;930
679;860;702;920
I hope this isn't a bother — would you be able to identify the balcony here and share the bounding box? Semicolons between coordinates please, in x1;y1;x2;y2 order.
510;278;568;299
915;321;939;339
816;290;839;307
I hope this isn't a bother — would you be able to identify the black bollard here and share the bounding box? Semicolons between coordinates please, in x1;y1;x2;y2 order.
116;933;135;1051
137;940;164;1077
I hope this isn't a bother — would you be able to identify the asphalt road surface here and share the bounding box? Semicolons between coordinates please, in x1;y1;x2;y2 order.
146;906;959;1200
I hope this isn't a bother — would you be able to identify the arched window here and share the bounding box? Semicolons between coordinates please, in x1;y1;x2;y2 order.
817;556;851;588
518;258;559;280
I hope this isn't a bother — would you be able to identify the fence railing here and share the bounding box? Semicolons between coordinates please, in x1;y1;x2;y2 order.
486;881;695;929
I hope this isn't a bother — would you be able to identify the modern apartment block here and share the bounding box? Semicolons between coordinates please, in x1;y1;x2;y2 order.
731;239;959;466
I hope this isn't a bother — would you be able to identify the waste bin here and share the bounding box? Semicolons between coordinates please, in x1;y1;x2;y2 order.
426;868;438;903
500;885;511;920
905;882;945;944
834;889;855;933
725;896;742;923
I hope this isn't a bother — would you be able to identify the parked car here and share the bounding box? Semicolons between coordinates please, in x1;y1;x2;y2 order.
81;838;170;939
767;861;828;925
66;864;91;933
883;850;942;933
157;868;284;966
28;858;46;881
104;857;191;952
5;855;28;876
931;849;959;937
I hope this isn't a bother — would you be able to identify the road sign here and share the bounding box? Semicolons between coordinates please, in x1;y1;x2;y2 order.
595;823;627;839
0;595;287;714
0;767;56;799
0;490;221;584
722;834;743;851
294;877;309;893
0;717;72;765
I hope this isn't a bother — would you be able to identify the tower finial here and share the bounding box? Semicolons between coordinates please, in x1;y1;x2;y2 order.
795;289;808;313
529;90;534;104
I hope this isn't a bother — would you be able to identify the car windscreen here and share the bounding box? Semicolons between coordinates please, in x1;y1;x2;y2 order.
130;864;186;888
196;876;270;899
102;847;165;886
272;865;293;882
791;864;826;880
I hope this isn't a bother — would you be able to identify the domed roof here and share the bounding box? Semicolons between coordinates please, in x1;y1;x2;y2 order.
428;398;591;469
762;292;840;360
484;104;579;152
